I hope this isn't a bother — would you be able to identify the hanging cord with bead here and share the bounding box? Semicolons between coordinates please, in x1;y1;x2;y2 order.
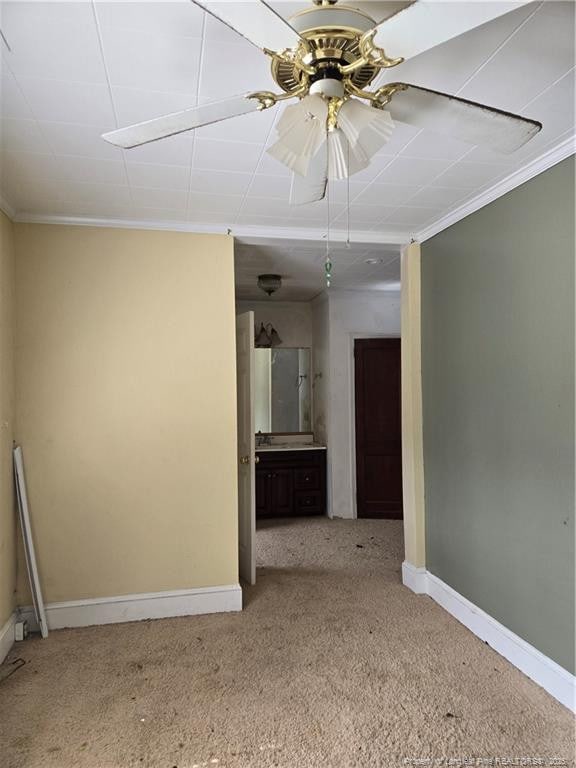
346;137;351;249
325;135;332;288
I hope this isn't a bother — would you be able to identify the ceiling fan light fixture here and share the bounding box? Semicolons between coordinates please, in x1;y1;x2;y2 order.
328;129;369;180
338;99;395;158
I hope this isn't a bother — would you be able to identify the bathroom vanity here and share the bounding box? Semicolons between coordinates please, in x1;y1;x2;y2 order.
255;444;327;518
253;343;326;517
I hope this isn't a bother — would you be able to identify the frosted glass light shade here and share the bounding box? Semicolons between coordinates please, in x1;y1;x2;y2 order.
267;96;395;181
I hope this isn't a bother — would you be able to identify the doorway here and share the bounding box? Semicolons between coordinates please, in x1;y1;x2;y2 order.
354;338;403;519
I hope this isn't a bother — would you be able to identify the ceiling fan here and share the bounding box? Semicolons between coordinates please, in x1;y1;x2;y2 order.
102;0;542;205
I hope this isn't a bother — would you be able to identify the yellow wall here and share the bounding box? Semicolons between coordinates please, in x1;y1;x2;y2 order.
0;211;16;627
401;242;425;568
14;224;238;603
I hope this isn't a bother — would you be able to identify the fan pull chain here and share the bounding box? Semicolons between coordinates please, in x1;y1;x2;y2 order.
346;138;351;249
325;135;332;289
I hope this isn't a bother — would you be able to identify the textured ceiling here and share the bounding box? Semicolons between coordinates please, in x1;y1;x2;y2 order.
0;0;574;298
235;237;401;301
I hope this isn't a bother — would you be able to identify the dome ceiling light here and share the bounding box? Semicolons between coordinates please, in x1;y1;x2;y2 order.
257;274;282;297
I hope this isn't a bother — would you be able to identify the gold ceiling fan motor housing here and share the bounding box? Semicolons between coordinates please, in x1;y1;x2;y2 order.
269;3;404;107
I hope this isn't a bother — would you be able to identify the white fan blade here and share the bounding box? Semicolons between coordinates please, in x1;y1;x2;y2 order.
374;1;534;62
290;143;327;205
102;94;264;148
192;1;301;51
387;84;541;154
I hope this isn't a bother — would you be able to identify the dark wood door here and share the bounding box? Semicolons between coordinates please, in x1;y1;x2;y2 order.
355;338;402;519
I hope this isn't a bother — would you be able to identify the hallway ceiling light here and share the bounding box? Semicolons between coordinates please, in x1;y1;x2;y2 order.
258;274;282;297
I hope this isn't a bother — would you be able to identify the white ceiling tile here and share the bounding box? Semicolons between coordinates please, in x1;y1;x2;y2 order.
60;181;132;206
40;121;121;160
55;155;128;185
193;138;263;173
189;169;253;196
202;12;248;47
94;1;204;37
188;209;236;224
353;183;421;207
241;196;292;217
248;174;292;199
0;67;33;119
188;192;244;214
290;201;345;221
17;78;116;125
433;161;508;189
404;186;472;209
1;118;50;154
2;2;107;84
130;186;188;210
327;179;365;204
375;2;540;94
3;177;65;212
256;150;291;177
56;200;141;219
199;40;275;103
376;121;421;157
459;1;576;113
126;161;189;190
376;156;453;186
0;150;59;186
351;159;394;184
382;206;441;227
100;26;202;93
112;85;197;125
333;204;397;225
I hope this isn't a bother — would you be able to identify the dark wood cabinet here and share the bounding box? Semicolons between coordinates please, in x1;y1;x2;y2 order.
255;449;326;518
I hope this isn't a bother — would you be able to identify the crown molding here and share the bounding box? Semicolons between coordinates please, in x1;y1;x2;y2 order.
416;134;576;243
10;134;575;247
13;212;410;246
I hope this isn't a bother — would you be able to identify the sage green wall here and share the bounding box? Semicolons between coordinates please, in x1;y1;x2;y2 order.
421;157;575;674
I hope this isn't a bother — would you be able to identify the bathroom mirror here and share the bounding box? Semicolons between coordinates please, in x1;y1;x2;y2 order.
254;348;311;434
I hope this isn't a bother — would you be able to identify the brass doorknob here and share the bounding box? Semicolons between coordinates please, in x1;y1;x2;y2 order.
240;455;259;465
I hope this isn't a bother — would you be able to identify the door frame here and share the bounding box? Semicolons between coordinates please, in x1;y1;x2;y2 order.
349;332;401;520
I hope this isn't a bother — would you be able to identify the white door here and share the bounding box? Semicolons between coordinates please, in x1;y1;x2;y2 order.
236;311;256;585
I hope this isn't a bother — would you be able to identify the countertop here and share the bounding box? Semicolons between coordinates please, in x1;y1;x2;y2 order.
256;443;327;452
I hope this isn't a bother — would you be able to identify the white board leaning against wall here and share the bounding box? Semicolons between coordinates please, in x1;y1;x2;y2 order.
13;446;49;638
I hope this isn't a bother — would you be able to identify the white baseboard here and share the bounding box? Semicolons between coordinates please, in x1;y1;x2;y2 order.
401;561;428;594
17;583;242;632
402;562;575;713
0;614;15;665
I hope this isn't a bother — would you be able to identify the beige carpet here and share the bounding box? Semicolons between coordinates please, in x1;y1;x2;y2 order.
0;517;573;768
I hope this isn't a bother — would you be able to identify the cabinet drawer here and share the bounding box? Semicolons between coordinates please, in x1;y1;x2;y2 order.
294;467;320;490
295;491;322;512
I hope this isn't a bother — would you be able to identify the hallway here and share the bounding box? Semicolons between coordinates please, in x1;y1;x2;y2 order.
0;518;572;768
